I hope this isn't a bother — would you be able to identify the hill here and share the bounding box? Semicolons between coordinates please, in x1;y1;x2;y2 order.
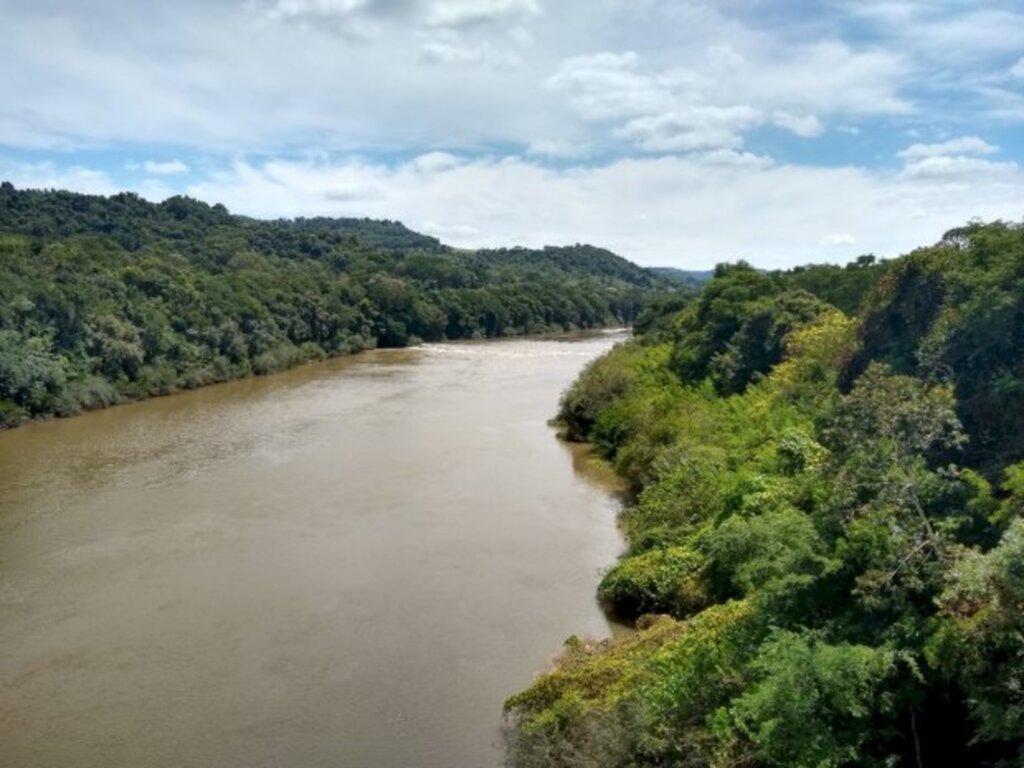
0;183;662;427
650;266;715;287
506;220;1024;768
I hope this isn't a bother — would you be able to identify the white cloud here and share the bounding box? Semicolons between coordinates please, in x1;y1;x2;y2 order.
546;43;906;154
408;151;466;173
615;106;762;152
0;0;922;158
0;1;563;152
707;45;745;71
138;178;177;201
1011;57;1024;78
1;0;1021;269
907;10;1024;61
264;0;371;20
698;149;774;168
418;39;521;68
525;138;590;158
422;0;541;28
848;4;1024;62
772;112;824;138
895;136;1014;181
261;0;541;27
420;40;484;64
545;52;689;122
897;136;998;159
421;220;482;238
745;41;911;116
133;159;190;175
844;2;920;26
181;152;1024;269
900;155;1019;181
820;233;857;246
0;161;118;195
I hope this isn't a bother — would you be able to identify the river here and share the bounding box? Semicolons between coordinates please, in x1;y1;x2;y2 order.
0;333;625;768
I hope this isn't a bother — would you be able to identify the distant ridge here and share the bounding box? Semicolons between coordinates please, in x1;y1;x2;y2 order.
0;183;663;427
650;266;714;286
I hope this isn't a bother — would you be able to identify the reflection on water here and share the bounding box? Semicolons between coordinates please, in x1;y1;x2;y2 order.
0;334;626;768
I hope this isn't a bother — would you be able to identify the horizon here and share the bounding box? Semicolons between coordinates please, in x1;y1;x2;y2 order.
2;0;1023;268
0;179;910;272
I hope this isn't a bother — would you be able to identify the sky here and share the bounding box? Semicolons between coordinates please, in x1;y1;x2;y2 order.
2;0;1023;268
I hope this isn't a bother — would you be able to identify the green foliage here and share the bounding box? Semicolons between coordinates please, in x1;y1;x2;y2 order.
557;343;647;442
0;185;660;425
598;546;709;618
777;254;888;315
649;266;714;288
704;507;829;598
930;519;1024;747
632;291;697;339
847;221;1024;472
669;262;780;386
707;289;831;395
0;330;67;417
717;631;898;768
504;602;758;768
668;263;834;395
513;222;1024;767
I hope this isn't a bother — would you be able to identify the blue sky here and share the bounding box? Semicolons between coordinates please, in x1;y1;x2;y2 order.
2;0;1023;267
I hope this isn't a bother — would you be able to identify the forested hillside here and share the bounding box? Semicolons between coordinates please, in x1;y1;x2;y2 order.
0;184;660;427
505;220;1024;768
649;267;715;288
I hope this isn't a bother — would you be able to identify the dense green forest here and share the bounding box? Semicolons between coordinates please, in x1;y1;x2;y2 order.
505;221;1024;767
0;183;661;427
649;267;715;289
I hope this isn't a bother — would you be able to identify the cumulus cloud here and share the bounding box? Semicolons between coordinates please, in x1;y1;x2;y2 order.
2;0;1022;266
546;42;907;154
707;45;745;71
179;151;1024;268
615;106;762;152
698;150;774;168
419;40;484;64
263;0;371;20
418;39;520;68
407;151;465;173
0;0;964;158
772;112;824;138
261;0;541;27
421;0;541;28
847;4;1024;63
897;136;998;159
545;52;689;122
746;42;911;116
900;155;1019;180
820;233;857;246
0;161;118;195
525;138;590;158
130;159;190;175
895;136;1014;181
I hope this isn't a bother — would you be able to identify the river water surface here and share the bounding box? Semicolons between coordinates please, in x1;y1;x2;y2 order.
0;333;625;768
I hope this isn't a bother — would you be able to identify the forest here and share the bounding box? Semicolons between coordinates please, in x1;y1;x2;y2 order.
504;220;1024;767
0;183;661;427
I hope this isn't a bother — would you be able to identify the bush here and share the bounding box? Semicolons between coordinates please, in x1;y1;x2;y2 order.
598;546;709;619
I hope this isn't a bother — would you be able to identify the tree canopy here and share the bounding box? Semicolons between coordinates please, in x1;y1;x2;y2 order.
0;184;663;426
506;220;1024;768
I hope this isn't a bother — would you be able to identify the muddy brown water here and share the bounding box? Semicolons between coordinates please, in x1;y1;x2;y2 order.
0;333;626;768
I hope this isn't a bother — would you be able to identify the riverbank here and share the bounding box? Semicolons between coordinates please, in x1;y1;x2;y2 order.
0;325;631;432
